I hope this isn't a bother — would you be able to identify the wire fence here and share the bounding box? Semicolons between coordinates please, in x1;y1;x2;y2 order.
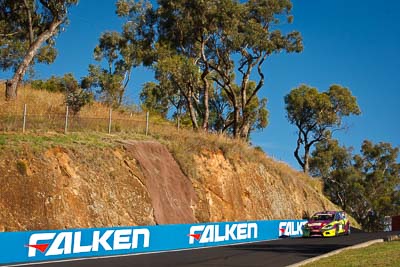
0;104;178;135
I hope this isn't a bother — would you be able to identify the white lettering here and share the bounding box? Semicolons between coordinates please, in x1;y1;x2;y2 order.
113;229;132;250
27;228;151;258
279;221;306;236
189;223;258;244
214;225;225;242
200;225;214;243
247;223;258;239
237;223;247;240
189;225;205;244
92;230;114;251
225;224;237;240
73;232;92;253
28;233;56;257
132;229;150;249
46;232;72;256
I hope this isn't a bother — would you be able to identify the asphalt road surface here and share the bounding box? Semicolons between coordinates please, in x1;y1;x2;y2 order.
7;230;400;267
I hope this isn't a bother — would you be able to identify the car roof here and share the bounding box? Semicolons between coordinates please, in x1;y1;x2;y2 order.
314;211;342;215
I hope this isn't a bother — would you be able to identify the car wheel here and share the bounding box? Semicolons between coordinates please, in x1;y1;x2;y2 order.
334;227;339;237
346;226;351;236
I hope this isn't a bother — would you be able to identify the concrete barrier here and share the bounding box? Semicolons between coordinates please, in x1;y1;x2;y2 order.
0;219;306;265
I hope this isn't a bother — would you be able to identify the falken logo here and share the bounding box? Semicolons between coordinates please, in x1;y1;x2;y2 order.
26;228;150;257
188;223;258;244
279;221;306;237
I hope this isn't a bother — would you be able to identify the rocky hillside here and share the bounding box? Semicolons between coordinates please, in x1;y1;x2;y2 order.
0;132;338;232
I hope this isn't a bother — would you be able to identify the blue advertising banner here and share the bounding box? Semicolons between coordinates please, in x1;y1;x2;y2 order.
0;219;306;265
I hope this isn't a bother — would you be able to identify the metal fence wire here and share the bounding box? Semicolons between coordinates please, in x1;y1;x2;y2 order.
0;104;175;135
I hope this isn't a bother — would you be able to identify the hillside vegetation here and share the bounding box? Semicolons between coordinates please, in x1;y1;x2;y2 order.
0;85;351;231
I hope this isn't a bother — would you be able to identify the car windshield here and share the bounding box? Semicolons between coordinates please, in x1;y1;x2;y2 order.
311;214;334;221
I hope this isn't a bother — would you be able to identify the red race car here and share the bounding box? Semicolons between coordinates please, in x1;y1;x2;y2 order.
302;211;350;237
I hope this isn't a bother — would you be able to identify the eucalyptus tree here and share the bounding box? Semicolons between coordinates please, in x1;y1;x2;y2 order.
285;84;361;173
0;0;78;100
82;32;133;107
310;139;400;231
155;0;301;137
81;0;156;108
140;82;170;118
154;51;203;128
115;0;301;138
309;136;361;211
354;141;400;231
206;0;302;138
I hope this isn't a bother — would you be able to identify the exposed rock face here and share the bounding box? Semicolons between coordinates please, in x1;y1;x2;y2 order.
191;151;333;222
123;141;197;224
0;140;335;231
0;145;155;231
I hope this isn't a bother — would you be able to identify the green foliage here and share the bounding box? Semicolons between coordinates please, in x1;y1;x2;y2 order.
285;84;361;173
82;64;126;108
114;0;300;139
31;76;65;92
310;138;400;231
31;74;92;114
64;74;93;115
0;0;78;99
0;135;6;146
82;26;151;107
140;82;169;118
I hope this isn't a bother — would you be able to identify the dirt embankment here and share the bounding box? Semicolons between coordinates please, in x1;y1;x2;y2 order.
0;139;336;231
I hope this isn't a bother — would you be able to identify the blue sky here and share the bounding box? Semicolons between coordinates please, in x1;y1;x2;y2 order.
1;0;399;169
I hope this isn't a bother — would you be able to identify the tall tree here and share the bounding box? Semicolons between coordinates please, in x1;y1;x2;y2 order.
285;84;361;173
116;0;301;138
83;0;157;108
310;136;362;211
154;50;203;129
354;141;400;231
139;81;170;118
206;0;302;139
310;139;400;231
82;31;134;107
0;0;78;100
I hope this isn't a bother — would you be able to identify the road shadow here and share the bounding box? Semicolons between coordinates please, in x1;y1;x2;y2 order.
230;242;346;256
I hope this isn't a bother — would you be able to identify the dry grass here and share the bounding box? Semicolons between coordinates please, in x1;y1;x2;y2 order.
0;83;164;133
0;82;143;119
0;83;333;195
0;83;321;185
0;83;64;115
0;83;364;228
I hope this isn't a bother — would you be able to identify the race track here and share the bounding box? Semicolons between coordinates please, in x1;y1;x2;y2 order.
7;230;400;267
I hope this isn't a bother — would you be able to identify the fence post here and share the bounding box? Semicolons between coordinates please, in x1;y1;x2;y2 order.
108;108;112;134
145;111;149;136
64;105;69;134
22;104;27;133
177;115;180;130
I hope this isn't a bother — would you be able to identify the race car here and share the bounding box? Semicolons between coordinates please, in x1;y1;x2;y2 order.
302;211;350;237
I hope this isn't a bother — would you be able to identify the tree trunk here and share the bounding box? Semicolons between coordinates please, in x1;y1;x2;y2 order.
186;88;199;130
200;39;210;131
5;19;62;101
201;77;209;131
303;145;310;174
188;99;199;130
5;79;19;100
233;103;240;138
239;122;251;141
294;132;305;171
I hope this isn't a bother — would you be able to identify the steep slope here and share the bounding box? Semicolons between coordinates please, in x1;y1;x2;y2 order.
0;133;336;231
191;150;333;222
